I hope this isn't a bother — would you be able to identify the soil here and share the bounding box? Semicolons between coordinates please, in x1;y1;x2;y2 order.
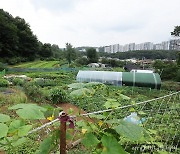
57;103;93;122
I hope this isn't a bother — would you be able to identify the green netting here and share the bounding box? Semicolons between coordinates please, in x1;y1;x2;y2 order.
0;69;5;77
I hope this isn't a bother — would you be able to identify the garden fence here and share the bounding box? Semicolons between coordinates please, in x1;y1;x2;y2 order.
27;91;180;154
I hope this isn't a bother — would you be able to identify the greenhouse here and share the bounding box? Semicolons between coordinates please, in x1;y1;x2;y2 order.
76;70;161;89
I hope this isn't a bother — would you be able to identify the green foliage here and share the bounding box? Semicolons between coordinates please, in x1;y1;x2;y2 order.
39;43;52;58
101;58;126;67
0;9;39;62
12;78;24;86
0;88;27;105
176;69;180;82
171;25;180;37
34;78;57;87
82;133;100;147
101;135;126;154
114;120;143;141
153;60;179;80
177;52;180;66
75;57;88;66
86;48;98;63
49;87;67;104
0;123;8;138
99;50;178;60
0;62;7;71
0;78;9;87
65;43;76;65
5;137;39;154
23;82;43;102
104;99;120;109
8;120;32;137
0;113;10;123
70;88;94;98
68;83;85;89
9;104;47;119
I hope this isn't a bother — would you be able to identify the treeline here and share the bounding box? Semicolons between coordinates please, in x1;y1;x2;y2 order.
99;50;178;60
0;9;67;64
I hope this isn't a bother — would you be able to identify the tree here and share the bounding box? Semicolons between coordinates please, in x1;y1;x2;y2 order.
40;43;53;58
86;48;98;63
65;43;76;65
0;9;40;62
171;26;180;37
15;17;39;59
171;26;180;66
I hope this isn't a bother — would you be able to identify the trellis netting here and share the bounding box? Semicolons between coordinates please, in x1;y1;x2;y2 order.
76;70;161;89
27;91;180;153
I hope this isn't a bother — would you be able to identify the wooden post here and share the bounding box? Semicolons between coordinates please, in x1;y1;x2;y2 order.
60;114;67;154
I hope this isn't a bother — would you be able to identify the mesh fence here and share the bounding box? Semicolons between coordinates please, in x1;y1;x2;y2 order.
26;92;180;153
70;92;180;153
118;92;180;153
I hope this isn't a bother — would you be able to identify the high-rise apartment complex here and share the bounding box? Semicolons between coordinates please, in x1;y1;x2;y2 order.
103;39;179;53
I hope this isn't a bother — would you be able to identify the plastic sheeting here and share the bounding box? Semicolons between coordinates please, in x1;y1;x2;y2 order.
76;71;122;86
76;70;161;89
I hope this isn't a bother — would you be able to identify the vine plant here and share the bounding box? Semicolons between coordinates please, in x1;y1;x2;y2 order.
0;82;159;153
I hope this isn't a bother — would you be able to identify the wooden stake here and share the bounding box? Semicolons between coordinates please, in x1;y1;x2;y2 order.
60;118;66;154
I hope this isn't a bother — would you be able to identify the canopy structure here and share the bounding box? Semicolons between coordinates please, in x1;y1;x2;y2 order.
122;72;161;89
76;71;122;86
76;70;161;89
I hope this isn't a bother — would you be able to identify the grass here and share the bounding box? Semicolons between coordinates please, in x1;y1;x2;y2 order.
12;60;60;68
0;88;27;106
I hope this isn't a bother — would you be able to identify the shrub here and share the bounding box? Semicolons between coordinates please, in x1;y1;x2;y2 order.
23;82;44;102
0;78;9;87
176;69;180;82
34;78;57;87
49;87;67;104
12;78;24;86
0;62;7;71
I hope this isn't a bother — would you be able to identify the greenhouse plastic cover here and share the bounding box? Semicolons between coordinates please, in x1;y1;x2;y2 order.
76;70;122;86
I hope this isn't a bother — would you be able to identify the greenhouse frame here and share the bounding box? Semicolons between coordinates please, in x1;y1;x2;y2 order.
76;70;161;89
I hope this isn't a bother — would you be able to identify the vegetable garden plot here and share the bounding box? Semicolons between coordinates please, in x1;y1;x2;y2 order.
17;91;179;154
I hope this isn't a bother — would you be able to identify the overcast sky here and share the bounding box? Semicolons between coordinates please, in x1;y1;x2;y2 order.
0;0;180;48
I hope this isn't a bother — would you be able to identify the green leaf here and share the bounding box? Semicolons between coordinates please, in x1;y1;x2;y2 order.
9;104;47;119
70;88;93;98
104;99;120;109
18;125;32;137
0;114;10;123
114;120;143;141
138;111;146;115
101;135;126;154
129;107;135;112
82;133;99;147
85;82;105;88
0;123;8;138
106;119;121;124
37;136;53;154
8;120;25;134
68;83;85;89
12;137;27;146
119;94;130;100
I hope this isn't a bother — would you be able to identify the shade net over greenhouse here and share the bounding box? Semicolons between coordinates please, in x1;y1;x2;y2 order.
76;70;123;86
76;71;161;89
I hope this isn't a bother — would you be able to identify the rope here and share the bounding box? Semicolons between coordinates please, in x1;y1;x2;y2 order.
27;91;180;135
